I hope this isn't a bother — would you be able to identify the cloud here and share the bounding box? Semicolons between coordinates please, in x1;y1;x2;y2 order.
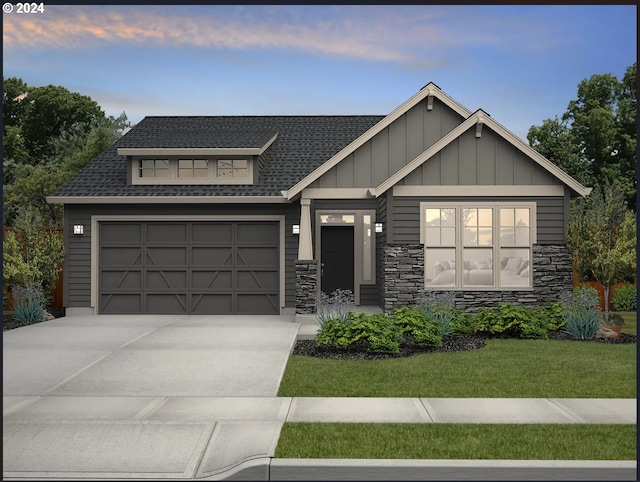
2;5;462;66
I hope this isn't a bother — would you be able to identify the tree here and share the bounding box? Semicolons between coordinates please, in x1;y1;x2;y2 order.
3;112;130;225
528;63;637;211
2;78;105;166
3;207;65;305
567;181;636;319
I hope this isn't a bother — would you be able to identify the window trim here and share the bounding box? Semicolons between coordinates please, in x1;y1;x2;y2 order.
420;201;536;291
131;156;254;185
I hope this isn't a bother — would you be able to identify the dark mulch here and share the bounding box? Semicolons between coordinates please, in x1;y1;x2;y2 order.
293;331;636;360
2;310;65;331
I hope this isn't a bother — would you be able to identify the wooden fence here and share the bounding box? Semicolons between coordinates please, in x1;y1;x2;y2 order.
3;226;64;311
573;268;636;311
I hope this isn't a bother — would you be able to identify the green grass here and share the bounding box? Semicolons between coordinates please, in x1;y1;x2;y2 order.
615;311;637;335
278;339;636;398
275;423;637;460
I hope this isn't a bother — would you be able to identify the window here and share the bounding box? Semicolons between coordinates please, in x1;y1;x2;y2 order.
140;159;169;178
178;159;209;178
216;159;248;179
132;157;253;185
421;203;535;289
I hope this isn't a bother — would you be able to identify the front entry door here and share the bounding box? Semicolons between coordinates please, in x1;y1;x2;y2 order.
321;226;354;294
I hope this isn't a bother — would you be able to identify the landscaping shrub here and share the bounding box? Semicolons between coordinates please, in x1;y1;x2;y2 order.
573;284;602;311
472;303;549;339
542;302;566;331
612;284;637;311
559;289;603;340
391;307;442;347
316;312;402;354
11;284;46;325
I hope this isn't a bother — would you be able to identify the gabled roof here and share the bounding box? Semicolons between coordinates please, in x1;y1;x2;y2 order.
49;116;383;201
283;82;471;200
283;83;590;199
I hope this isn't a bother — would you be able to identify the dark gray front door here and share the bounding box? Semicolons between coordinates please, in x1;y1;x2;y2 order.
99;221;279;314
320;226;354;295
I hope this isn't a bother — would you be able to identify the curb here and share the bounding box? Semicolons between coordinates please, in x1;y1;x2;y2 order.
220;458;637;481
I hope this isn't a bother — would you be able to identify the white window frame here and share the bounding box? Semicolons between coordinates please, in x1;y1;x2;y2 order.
131;156;254;185
420;202;536;291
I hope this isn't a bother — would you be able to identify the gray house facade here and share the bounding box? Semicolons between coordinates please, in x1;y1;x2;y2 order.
48;83;591;316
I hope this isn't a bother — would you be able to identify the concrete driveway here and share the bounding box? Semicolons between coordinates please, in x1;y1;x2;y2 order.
3;314;300;479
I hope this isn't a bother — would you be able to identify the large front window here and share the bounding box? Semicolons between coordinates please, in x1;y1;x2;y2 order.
421;203;535;289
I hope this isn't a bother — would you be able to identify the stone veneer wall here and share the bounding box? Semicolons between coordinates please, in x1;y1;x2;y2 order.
295;260;318;314
383;244;573;312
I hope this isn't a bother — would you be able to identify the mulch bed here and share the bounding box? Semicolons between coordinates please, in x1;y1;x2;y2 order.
293;330;636;360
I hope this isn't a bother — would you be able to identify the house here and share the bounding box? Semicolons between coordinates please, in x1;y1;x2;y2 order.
47;83;591;316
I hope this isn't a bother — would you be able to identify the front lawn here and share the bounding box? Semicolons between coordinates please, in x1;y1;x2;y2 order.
278;339;636;398
275;423;637;460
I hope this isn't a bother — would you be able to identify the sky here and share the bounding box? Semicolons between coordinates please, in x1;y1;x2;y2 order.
2;4;637;141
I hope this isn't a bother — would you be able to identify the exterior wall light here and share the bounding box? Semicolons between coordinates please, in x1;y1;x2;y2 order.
375;222;383;233
292;224;300;235
73;225;84;235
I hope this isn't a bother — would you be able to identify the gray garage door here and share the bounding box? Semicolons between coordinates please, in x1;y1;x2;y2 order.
99;221;280;314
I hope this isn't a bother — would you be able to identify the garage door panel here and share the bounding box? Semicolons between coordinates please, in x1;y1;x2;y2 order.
191;294;233;314
192;270;233;290
192;223;233;243
236;294;278;314
146;271;188;290
147;223;188;243
146;293;187;313
101;223;142;243
236;223;279;243
192;247;233;266
100;294;142;313
99;221;279;315
101;248;142;267
237;271;279;290
146;247;188;266
101;270;142;290
236;247;279;266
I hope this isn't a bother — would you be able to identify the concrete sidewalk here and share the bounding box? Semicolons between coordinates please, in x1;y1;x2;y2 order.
3;315;637;480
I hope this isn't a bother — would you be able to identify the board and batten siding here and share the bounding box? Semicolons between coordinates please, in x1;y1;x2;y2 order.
309;97;464;189
401;126;562;187
63;203;299;309
391;196;568;245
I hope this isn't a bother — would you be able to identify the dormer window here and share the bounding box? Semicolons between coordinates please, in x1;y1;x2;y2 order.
216;159;248;179
140;159;170;178
179;159;209;178
119;132;277;186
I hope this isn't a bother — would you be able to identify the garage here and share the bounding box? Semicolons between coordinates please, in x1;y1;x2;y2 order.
98;221;280;314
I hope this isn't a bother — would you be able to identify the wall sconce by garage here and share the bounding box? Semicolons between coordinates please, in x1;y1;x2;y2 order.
292;224;300;235
73;224;84;235
375;222;383;233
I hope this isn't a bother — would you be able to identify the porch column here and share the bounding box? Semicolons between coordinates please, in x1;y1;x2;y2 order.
297;198;313;260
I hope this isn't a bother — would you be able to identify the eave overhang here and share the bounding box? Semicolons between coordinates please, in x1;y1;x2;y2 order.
116;133;278;157
46;195;290;205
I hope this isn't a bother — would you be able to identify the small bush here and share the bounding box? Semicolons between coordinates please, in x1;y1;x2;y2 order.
472;303;548;339
612;284;637;311
542;302;566;331
559;289;603;340
11;284;46;325
562;309;603;340
391;307;442;347
573;285;602;311
316;312;402;354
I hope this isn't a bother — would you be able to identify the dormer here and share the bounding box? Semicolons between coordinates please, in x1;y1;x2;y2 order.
117;132;278;185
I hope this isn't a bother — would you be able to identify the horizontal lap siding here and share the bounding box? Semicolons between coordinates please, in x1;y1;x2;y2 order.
392;196;567;245
64;203;299;308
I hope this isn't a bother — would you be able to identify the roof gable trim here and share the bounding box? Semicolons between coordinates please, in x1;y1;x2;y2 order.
284;83;471;200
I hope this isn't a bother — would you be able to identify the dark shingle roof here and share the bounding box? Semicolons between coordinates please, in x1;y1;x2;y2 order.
52;116;384;198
